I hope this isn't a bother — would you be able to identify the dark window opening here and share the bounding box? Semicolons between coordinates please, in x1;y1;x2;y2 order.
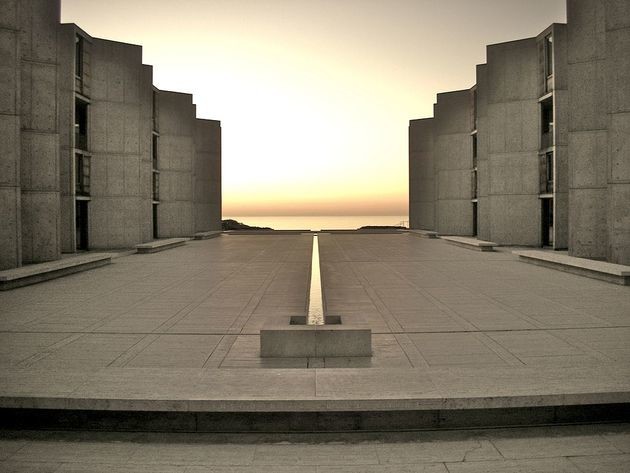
472;202;478;237
471;169;478;199
75;200;89;251
472;88;478;131
541;99;553;149
75;153;90;196
152;204;159;239
152;90;158;131
152;172;160;201
152;134;158;169
472;134;478;168
545;152;554;193
75;99;88;150
541;198;554;247
75;34;84;79
545;35;553;78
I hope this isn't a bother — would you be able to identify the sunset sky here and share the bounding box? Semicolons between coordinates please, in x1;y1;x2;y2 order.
61;0;566;216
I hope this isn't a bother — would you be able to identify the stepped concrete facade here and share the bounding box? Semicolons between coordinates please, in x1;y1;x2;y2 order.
0;0;221;270
410;0;629;264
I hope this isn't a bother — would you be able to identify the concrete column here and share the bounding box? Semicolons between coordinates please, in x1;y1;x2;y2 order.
434;90;473;236
0;0;22;269
157;91;196;238
89;38;150;248
486;38;540;245
194;118;222;232
475;64;491;241
408;118;435;230
567;0;609;260
604;0;630;264
18;0;61;264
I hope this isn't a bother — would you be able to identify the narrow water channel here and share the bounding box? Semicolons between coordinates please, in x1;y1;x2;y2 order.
307;234;324;325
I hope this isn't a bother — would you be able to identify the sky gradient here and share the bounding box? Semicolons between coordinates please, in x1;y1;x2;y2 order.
61;0;567;216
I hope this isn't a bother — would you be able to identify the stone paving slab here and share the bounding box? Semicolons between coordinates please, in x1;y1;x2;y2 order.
0;424;629;472
0;234;629;427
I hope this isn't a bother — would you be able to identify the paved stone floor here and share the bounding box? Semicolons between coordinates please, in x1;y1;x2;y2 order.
1;423;629;472
1;234;629;371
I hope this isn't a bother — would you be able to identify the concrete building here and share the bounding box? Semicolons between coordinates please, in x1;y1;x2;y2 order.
0;1;221;270
410;0;629;263
567;0;630;264
408;118;434;230
0;0;62;270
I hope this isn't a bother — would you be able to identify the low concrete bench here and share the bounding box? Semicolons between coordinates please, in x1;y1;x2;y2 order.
260;316;372;357
513;250;630;285
135;238;187;254
441;236;497;251
0;254;111;290
193;231;222;240
408;229;438;239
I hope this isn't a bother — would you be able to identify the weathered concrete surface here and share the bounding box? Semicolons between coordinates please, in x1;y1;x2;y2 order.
194;118;222;233
1;423;629;472
567;0;630;265
409;118;435;231
135;237;187;254
1;234;629;421
157;91;196;238
434;91;473;236
486;38;540;246
89;38;153;249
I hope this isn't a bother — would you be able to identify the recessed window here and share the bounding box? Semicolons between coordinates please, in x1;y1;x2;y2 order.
75;34;84;79
545;35;553;78
75;99;88;150
152;172;160;202
75;153;90;196
152;134;158;170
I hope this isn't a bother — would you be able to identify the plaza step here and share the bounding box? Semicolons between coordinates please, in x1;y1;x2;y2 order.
135;238;188;254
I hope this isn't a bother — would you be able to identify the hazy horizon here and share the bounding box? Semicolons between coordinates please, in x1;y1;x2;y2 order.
61;0;566;217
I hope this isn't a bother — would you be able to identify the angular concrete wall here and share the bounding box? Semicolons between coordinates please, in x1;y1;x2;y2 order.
486;38;540;245
88;38;152;249
18;0;61;264
544;23;569;250
0;0;22;269
157;91;196;238
138;65;154;244
194;118;222;232
408;118;435;230
567;0;630;264
434;90;473;236
475;64;491;241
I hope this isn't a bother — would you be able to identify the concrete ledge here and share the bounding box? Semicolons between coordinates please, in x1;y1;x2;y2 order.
260;317;372;357
408;229;439;239
2;403;628;432
513;250;630;285
193;231;222;240
441;236;497;251
0;254;111;291
135;238;188;254
322;229;404;234
225;230;311;235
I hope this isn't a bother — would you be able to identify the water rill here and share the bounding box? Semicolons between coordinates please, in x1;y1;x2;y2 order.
307;234;324;325
260;233;372;358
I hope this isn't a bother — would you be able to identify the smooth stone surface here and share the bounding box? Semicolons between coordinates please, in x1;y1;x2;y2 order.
514;249;630;285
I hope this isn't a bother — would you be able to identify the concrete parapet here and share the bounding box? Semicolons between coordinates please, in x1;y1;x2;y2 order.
513;249;630;285
441;236;497;251
0;253;111;290
135;237;188;254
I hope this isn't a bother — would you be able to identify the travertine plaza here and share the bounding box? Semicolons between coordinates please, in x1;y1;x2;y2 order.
409;0;629;265
0;0;221;271
1;0;630;471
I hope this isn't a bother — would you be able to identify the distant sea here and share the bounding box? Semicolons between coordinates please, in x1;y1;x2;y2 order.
224;216;409;231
